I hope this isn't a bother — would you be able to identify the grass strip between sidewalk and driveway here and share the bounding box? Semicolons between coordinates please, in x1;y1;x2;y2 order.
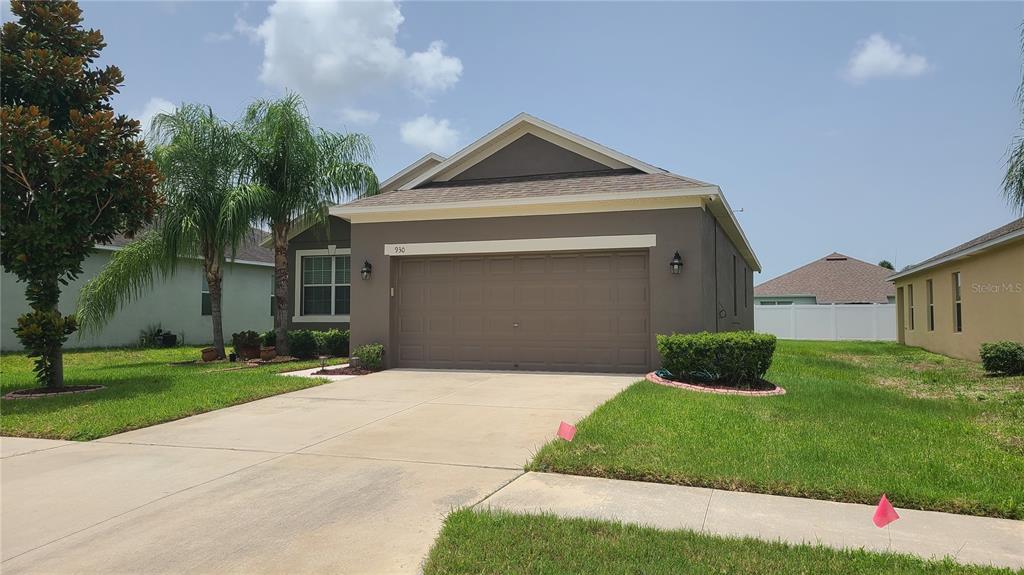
423;509;1011;575
528;341;1024;519
1;346;345;440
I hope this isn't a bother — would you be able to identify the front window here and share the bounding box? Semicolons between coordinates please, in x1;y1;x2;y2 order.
952;272;962;332
926;279;934;331
907;284;914;330
301;255;351;316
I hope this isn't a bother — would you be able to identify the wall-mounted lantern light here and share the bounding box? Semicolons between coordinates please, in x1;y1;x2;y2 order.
670;252;683;275
360;260;373;280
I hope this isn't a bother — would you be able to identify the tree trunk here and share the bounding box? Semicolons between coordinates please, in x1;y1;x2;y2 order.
273;222;291;356
25;276;67;389
205;262;226;359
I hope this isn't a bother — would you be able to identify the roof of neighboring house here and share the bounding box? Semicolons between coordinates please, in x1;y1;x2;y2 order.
888;217;1024;281
755;252;895;304
100;228;274;266
339;169;706;209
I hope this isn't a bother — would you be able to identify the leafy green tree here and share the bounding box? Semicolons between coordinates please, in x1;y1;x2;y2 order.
77;105;258;359
877;260;894;270
1;0;160;388
241;93;377;355
1005;25;1024;214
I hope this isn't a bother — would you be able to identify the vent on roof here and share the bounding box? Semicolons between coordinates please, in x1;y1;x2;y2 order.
825;254;847;261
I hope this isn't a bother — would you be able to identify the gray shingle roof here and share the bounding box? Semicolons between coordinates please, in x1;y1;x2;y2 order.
340;169;710;209
895;217;1024;277
103;228;273;265
755;252;895;304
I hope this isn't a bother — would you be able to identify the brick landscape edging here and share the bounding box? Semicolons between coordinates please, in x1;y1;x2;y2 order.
646;372;786;396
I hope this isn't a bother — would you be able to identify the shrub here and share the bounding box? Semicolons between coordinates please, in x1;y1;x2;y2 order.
980;341;1024;375
286;330;318;359
231;330;261;350
315;329;350;357
656;331;776;386
352;343;385;371
261;330;276;348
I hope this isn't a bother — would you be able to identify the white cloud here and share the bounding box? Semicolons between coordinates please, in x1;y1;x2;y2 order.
844;34;929;84
400;115;459;153
132;97;176;138
244;1;462;103
406;41;463;96
338;107;381;126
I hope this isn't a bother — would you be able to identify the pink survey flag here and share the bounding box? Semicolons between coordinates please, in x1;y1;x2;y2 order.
557;421;576;441
872;494;900;528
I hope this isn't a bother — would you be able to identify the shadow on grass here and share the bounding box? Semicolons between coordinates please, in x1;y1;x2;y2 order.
1;375;176;416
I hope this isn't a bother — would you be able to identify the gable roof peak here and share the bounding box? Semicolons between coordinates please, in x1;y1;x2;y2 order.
398;112;669;191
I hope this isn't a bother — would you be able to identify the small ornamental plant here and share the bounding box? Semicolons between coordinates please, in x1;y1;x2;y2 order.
351;343;385;371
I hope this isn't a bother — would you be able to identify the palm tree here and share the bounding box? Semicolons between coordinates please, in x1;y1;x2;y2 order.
1005;25;1024;214
241;93;377;355
77;105;259;358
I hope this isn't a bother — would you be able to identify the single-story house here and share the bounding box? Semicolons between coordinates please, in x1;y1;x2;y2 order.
280;113;760;373
754;253;896;305
889;217;1023;361
0;231;274;350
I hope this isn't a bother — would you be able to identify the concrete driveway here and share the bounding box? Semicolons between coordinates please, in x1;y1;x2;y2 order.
0;369;635;574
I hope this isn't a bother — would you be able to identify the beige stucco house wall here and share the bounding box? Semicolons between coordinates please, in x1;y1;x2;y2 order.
893;230;1023;361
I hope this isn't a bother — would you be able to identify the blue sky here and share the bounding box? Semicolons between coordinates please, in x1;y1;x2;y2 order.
12;1;1023;280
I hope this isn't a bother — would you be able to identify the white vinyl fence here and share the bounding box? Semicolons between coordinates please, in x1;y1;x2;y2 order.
754;304;896;341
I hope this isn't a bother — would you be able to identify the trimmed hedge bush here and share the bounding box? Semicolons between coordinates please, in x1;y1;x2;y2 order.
352;343;385;371
980;341;1024;375
657;331;776;386
314;329;350;357
286;330;318;359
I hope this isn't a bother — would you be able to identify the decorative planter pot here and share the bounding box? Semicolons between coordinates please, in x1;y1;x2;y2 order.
260;346;277;361
238;346;260;361
201;347;218;362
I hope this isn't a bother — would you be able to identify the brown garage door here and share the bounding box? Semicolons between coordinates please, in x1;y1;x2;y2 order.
393;250;650;373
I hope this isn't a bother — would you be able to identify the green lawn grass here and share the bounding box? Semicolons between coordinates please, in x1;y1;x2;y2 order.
423;509;1010;575
529;341;1024;519
1;346;345;440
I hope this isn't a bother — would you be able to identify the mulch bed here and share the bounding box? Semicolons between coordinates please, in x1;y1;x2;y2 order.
314;366;376;376
4;385;104;400
646;371;785;396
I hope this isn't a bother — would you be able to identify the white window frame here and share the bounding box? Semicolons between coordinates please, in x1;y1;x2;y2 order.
293;247;352;323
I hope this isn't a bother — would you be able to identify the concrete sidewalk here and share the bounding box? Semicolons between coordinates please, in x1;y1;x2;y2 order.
481;472;1024;570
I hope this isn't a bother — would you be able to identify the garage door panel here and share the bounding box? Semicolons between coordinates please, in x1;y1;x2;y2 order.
517;255;548;274
428;258;454;277
397;314;424;335
427;315;453;336
427;285;454;306
487;257;515;274
395;250;649;373
617;252;648;274
455;284;484;306
457;258;485;275
619;315;649;337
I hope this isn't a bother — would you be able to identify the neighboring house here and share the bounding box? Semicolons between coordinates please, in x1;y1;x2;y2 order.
280;113;759;373
1;231;274;350
754;253;896;305
889;217;1024;361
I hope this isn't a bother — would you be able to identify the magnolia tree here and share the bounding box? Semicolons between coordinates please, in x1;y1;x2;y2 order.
0;0;160;388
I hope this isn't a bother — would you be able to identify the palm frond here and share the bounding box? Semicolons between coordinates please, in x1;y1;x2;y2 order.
75;231;174;334
1004;134;1024;214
